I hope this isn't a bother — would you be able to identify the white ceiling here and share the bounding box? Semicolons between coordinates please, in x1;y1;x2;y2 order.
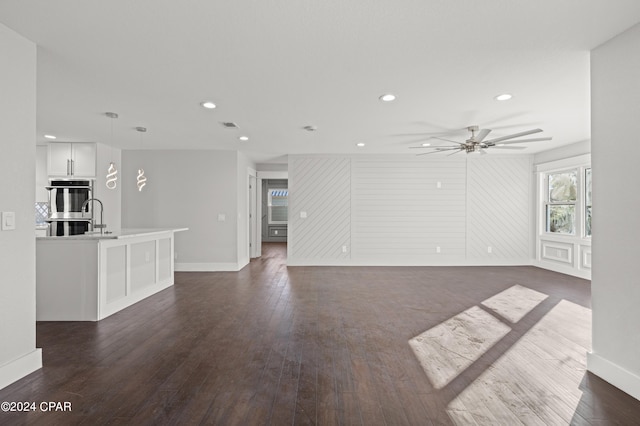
2;1;640;163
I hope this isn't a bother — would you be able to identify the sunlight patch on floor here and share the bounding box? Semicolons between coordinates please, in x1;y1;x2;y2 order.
409;306;511;389
409;284;550;390
481;284;548;323
446;300;591;425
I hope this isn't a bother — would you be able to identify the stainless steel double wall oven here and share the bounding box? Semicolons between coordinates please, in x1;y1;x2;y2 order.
46;179;94;236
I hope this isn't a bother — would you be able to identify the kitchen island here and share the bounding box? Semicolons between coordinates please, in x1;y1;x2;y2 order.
36;228;187;321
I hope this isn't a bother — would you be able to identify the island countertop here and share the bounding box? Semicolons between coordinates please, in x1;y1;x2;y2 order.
37;227;188;240
37;227;187;321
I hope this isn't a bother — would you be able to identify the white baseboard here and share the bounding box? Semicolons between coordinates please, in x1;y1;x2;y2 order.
0;349;42;391
175;262;243;272
588;351;640;401
287;258;533;267
533;259;591;280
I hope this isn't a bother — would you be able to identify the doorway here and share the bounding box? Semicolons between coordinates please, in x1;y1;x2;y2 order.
261;179;288;243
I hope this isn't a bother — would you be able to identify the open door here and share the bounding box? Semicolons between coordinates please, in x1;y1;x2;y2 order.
249;173;261;258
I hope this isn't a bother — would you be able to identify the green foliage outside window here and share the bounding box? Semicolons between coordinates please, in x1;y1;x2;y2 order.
546;171;577;234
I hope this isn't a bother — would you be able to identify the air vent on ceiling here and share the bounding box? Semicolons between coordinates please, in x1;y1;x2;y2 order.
220;122;239;129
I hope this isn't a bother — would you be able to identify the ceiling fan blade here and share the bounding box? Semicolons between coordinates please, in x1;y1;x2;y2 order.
491;145;526;150
475;129;491;142
493;137;553;145
416;148;461;156
447;149;465;156
432;136;463;145
484;128;543;144
409;144;460;149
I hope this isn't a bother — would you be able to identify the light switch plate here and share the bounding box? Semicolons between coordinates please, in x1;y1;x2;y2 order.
217;213;226;222
1;211;16;230
300;211;307;218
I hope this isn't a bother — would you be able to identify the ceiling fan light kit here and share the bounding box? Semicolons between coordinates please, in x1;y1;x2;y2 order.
413;125;552;155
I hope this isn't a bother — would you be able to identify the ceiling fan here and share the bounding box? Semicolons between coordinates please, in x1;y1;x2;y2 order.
411;125;552;155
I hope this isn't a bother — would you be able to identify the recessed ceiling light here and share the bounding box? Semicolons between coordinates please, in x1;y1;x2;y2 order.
44;134;57;140
421;143;431;147
379;94;396;102
356;142;366;147
200;101;216;109
494;93;512;101
238;136;249;141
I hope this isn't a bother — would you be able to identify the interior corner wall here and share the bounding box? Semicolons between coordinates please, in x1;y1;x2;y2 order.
121;150;241;271
589;22;640;401
0;23;42;390
287;154;532;266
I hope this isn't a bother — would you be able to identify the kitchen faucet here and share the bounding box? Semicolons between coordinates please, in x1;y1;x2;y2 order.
81;198;106;234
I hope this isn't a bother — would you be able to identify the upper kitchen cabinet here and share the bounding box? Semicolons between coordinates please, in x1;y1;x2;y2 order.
48;142;96;178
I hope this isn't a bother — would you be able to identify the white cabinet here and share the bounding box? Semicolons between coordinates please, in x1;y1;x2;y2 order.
48;142;96;177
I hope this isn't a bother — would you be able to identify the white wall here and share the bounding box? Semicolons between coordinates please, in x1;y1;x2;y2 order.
0;23;42;390
121;150;249;271
467;156;532;262
588;22;640;401
35;145;48;202
288;154;532;266
533;140;591;165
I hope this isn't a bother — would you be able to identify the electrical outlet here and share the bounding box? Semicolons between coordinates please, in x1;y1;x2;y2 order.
174;252;178;260
145;251;150;262
436;181;442;189
488;246;492;254
436;246;441;253
342;245;348;253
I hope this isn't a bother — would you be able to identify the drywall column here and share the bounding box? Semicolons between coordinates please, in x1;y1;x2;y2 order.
589;22;640;400
0;23;42;390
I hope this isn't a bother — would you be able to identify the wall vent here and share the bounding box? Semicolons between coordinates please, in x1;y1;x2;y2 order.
220;122;239;129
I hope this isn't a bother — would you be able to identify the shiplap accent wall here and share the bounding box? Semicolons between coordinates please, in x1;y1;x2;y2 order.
466;157;531;261
351;157;466;263
288;157;351;261
288;154;533;266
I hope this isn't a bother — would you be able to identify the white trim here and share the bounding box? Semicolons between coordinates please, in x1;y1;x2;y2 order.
534;153;591;172
257;171;288;179
532;259;591;280
175;261;247;272
256;177;262;257
287;258;533;267
535;155;592;280
588;352;640;401
0;349;42;391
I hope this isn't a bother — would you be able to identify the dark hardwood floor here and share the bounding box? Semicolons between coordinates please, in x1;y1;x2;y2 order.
2;242;639;425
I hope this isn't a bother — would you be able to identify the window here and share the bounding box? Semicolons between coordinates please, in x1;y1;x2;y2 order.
546;170;577;234
585;168;592;237
268;189;288;224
